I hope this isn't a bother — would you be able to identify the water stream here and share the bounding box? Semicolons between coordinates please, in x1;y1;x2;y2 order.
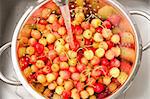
59;4;75;48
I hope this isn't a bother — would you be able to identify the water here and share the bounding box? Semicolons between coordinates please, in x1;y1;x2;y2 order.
59;4;75;48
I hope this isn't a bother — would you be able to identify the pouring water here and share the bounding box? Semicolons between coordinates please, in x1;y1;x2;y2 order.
54;0;75;48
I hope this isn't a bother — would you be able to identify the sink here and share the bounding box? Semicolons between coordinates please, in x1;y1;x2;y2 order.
0;0;150;99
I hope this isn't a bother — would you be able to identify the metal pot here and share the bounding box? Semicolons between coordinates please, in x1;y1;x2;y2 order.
0;0;150;99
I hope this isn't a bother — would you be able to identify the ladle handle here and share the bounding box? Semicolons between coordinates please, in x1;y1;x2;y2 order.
0;42;21;86
129;10;150;51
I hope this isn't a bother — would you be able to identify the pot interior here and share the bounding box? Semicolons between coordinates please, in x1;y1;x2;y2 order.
12;0;142;99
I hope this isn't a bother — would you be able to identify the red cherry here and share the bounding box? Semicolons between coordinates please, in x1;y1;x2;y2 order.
120;61;132;74
52;21;61;32
35;43;44;54
102;20;112;29
101;58;110;66
77;49;83;61
84;39;92;45
62;90;71;99
81;21;90;30
42;66;51;74
71;25;75;33
25;57;30;62
91;69;102;78
53;57;60;64
53;72;59;78
110;58;120;68
39;55;48;62
74;25;83;35
106;41;114;49
108;14;121;26
76;82;85;91
28;73;37;80
19;57;29;71
101;65;109;75
59;54;68;62
71;72;80;81
46;61;52;67
69;67;77;73
111;78;121;86
48;50;57;60
77;63;86;72
70;40;80;51
21;64;28;71
90;56;100;66
73;80;78;85
86;77;96;86
30;55;37;64
87;47;96;53
39;19;48;25
36;70;45;76
96;27;103;33
48;44;54;50
58;16;65;26
94;83;105;93
59;70;71;80
97;92;108;99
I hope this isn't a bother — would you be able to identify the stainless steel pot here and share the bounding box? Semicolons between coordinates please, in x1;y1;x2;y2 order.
0;0;150;99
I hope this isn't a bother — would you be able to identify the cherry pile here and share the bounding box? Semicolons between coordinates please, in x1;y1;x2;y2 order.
17;0;136;99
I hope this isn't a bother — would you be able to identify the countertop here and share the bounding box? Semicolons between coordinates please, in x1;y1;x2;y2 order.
0;0;150;99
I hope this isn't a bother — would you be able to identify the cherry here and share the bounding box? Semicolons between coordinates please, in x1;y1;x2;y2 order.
96;27;103;33
74;25;83;35
94;83;105;93
90;56;100;66
58;16;65;26
71;72;80;81
59;54;68;62
28;73;37;80
39;19;48;25
34;43;44;54
62;90;71;99
36;70;45;75
85;39;92;45
52;21;61;32
46;61;52;67
48;44;54;50
110;58;120;68
53;72;59;78
77;49;83;61
69;67;77;73
91;69;102;78
120;61;132;74
102;20;112;29
101;65;109;75
70;40;80;51
97;92;108;99
106;41;114;49
86;77;96;86
42;66;51;74
76;82;85;91
108;14;121;26
77;63;86;72
19;57;29;71
48;50;57;60
39;55;48;63
87;47;96;53
53;57;60;64
59;70;71;80
81;21;90;30
101;58;110;66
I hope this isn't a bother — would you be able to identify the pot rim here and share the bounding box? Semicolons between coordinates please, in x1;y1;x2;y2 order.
11;0;142;99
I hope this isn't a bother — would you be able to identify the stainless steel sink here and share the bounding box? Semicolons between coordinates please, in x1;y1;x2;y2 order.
0;0;150;99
